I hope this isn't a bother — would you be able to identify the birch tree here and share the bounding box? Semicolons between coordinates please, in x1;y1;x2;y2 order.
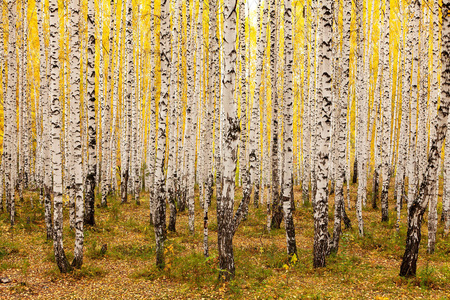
5;0;18;226
313;0;333;268
217;0;253;280
69;0;85;269
154;0;170;269
85;0;96;226
121;0;133;204
269;0;283;229
329;0;350;254
49;0;71;273
101;0;116;207
204;0;219;256
380;0;392;222
396;2;411;231
167;0;180;232
282;0;297;258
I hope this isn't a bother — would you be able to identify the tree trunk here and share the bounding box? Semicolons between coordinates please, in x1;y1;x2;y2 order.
69;0;85;269
427;1;440;253
154;0;170;269
146;0;157;220
408;0;420;211
252;2;264;209
167;0;180;233
396;3;411;231
443;124;450;234
313;0;333;268
5;0;18;226
85;0;96;226
269;0;283;230
100;0;116;207
355;0;365;236
218;0;238;280
282;0;297;258
329;0;351;254
37;0;53;240
49;0;71;273
204;0;219;256
380;0;392;222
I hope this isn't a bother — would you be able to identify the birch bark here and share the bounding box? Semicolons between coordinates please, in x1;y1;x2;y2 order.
154;0;170;269
313;0;333;268
49;0;71;273
282;0;297;258
69;0;85;269
85;0;96;226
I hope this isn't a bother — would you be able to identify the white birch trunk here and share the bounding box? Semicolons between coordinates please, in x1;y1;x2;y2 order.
355;0;365;236
380;0;392;222
167;0;181;233
101;0;116;207
49;0;71;273
69;0;85;269
282;0;297;258
154;0;170;269
217;0;239;280
408;0;420;210
396;3;411;231
85;0;96;226
5;0;18;226
313;0;332;268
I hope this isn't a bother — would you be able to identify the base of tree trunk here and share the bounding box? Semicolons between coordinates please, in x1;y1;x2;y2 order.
121;170;129;204
381;186;389;222
218;233;235;281
352;157;358;184
372;169;379;209
400;203;424;277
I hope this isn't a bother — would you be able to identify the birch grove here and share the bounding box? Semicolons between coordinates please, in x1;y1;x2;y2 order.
2;0;450;286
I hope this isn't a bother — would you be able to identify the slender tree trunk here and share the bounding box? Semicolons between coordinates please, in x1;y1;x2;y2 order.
5;0;18;226
329;0;351;254
313;0;333;268
204;0;219;256
252;1;264;208
69;0;85;269
282;0;297;258
147;0;157;220
269;0;283;229
443;124;450;234
238;0;251;221
355;0;365;236
218;0;239;280
213;0;223;224
154;0;170;269
85;0;96;226
396;3;411;231
427;1;440;253
408;0;420;211
380;0;392;222
167;0;180;232
49;0;71;273
187;0;200;234
302;3;311;205
101;0;116;207
121;0;132;204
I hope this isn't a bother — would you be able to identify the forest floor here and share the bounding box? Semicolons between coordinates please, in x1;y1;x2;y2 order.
1;180;450;299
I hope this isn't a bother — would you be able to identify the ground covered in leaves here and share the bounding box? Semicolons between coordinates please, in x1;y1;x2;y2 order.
1;181;450;299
